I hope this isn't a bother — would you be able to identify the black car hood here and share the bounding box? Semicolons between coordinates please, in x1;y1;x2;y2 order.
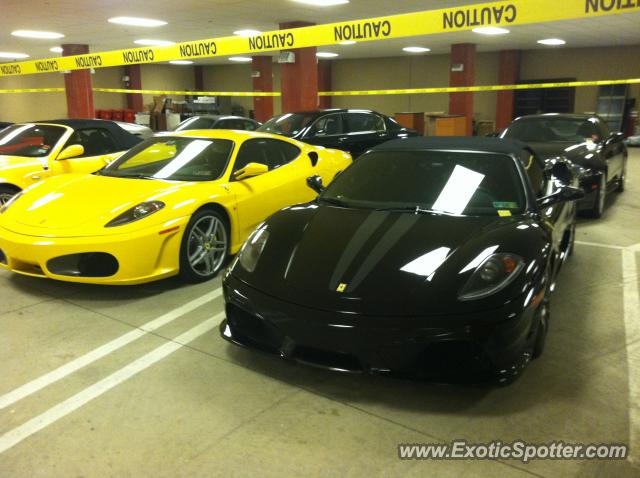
527;141;602;169
233;204;549;316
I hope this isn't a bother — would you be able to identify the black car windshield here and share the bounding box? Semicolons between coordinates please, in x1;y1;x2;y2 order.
502;117;601;143
174;117;216;132
98;137;234;181
257;113;315;137
320;150;526;216
0;124;66;158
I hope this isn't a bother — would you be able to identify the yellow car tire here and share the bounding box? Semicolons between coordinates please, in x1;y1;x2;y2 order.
0;185;20;207
179;208;230;283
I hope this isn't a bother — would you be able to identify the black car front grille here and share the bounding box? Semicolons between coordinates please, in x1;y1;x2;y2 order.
292;345;363;373
225;304;284;353
414;340;494;380
47;253;119;278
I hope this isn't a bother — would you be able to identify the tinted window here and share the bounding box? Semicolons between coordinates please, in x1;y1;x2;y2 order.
308;114;344;137
503;117;603;143
99;137;234;181
219;119;247;130
66;128;118;157
243;120;258;131
519;151;545;196
174;117;215;131
257;113;315;137
233;138;300;174
0;124;66;158
346;113;385;133
321;150;526;216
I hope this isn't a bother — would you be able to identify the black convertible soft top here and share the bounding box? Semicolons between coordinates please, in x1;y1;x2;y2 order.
372;136;531;155
34;119;142;149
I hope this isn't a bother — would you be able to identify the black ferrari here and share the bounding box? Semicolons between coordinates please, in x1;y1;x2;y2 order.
500;114;627;218
220;137;583;383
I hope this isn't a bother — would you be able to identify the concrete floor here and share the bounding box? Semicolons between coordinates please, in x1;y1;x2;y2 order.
1;150;639;478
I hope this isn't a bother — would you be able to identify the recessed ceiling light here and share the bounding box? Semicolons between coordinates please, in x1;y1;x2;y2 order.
0;52;30;59
11;30;64;39
108;17;167;27
316;52;339;58
234;29;262;37
472;27;510;35
134;39;175;46
229;56;253;62
169;60;193;65
537;38;566;46
50;46;63;53
403;46;431;53
292;0;349;6
339;40;356;45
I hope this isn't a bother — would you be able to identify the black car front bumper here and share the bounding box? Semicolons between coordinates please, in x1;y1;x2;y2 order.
220;274;540;382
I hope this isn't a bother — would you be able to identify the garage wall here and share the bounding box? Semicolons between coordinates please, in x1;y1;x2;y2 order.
331;52;500;122
520;46;640;114
139;64;196;107
0;67;130;123
0;72;66;123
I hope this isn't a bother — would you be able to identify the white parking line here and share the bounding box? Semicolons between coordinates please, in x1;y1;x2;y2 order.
622;246;640;465
575;240;626;250
0;312;225;455
0;288;222;411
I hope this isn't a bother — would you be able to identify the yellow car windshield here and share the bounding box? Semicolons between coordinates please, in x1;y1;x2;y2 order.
98;137;234;181
0;124;67;158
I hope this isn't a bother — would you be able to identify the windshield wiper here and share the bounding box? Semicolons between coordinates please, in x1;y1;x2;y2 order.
375;206;436;215
317;197;350;208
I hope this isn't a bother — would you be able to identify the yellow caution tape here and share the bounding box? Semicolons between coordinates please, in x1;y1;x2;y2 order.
0;0;638;77
93;88;280;97
1;78;639;96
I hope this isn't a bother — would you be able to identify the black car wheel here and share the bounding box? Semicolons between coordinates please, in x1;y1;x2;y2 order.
591;173;607;218
179;209;229;283
0;185;19;207
532;298;550;359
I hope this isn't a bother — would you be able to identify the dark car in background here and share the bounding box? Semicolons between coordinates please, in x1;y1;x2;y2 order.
257;109;419;158
174;115;261;132
500;114;627;218
220;137;583;383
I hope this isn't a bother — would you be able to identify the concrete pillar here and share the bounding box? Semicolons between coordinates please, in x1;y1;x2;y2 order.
279;21;318;113
449;43;476;136
318;60;332;109
495;50;521;130
125;64;144;112
252;56;274;122
62;44;94;118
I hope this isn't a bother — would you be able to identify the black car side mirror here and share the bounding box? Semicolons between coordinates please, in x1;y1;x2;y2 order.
537;186;584;209
307;175;325;194
605;132;624;146
308;151;319;167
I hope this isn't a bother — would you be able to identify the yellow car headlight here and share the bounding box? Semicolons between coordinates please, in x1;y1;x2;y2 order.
105;201;165;227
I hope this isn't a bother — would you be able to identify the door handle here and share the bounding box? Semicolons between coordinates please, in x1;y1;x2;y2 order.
338;136;348;142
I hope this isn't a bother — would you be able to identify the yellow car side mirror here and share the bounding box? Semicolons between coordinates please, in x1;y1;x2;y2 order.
233;162;269;180
57;144;85;161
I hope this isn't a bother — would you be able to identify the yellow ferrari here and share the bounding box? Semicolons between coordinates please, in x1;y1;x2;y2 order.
0;130;351;284
0;119;144;205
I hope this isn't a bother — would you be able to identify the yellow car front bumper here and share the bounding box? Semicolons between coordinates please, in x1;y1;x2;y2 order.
0;218;190;285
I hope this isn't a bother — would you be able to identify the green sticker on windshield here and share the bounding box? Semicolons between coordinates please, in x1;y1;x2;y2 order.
493;201;518;209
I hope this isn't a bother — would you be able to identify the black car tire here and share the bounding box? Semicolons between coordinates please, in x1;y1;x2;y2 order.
179;208;230;283
590;173;607;219
532;298;550;359
618;163;626;193
0;185;20;207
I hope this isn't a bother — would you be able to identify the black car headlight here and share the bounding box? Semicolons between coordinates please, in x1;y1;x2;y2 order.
105;201;165;227
237;226;269;273
0;192;22;214
459;253;524;301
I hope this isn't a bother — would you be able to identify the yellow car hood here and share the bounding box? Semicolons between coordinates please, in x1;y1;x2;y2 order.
2;174;211;236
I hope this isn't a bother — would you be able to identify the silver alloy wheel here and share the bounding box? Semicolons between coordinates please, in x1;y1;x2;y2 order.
0;192;14;206
186;215;228;277
597;174;606;216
